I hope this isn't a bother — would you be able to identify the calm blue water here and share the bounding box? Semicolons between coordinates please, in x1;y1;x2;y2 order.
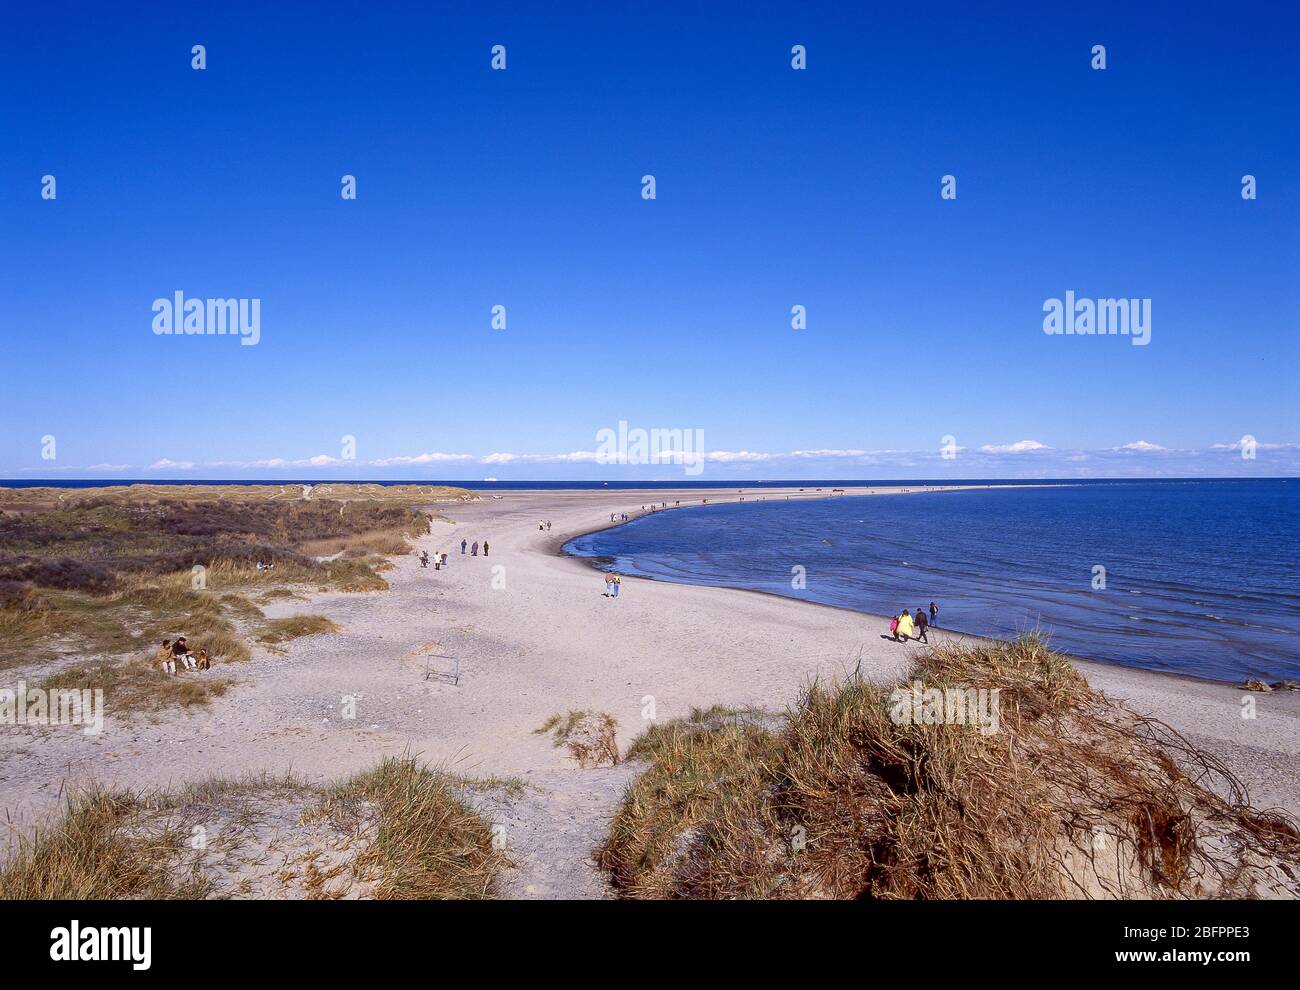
565;480;1300;683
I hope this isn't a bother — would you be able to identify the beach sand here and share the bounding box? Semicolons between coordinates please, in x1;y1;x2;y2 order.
3;485;1297;898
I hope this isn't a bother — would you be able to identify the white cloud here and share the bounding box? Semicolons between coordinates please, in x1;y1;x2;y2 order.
978;440;1050;454
788;449;870;458
1112;440;1166;452
704;450;775;463
371;452;475;466
87;463;131;470
149;458;195;470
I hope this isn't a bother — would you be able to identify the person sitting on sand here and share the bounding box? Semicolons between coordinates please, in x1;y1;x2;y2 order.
895;610;914;642
914;607;929;643
156;639;176;676
172;637;197;670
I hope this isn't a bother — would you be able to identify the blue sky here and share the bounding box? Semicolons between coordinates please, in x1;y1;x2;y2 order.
2;1;1297;481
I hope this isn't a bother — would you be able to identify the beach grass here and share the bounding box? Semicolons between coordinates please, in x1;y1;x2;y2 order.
0;756;503;900
308;755;506;899
599;638;1300;899
534;710;621;768
257;615;341;644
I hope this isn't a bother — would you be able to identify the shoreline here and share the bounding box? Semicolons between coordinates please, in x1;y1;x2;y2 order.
547;486;1268;692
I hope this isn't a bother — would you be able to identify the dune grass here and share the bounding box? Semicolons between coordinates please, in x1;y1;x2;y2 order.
534;710;621;768
0;756;503;900
0;789;207;900
599;638;1300;899
309;756;506;899
257;615;341;644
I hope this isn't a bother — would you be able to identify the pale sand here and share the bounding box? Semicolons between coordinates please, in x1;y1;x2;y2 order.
2;485;1297;898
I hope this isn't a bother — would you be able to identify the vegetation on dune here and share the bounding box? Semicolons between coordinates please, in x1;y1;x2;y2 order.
0;756;503;900
257;615;341;644
0;789;206;900
309;756;506;899
0;483;475;508
599;638;1300;899
534;710;621;768
0;485;459;715
0;490;441;674
40;657;233;714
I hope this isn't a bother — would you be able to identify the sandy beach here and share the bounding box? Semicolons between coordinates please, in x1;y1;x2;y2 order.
3;485;1297;899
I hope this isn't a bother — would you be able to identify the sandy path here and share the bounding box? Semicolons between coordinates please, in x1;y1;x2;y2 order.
3;485;1297;898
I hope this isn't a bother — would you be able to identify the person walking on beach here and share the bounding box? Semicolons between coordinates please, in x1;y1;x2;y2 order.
471;541;479;556
611;574;621;598
461;539;467;554
894;610;914;643
483;541;489;556
603;574;613;597
419;550;429;568
546;520;551;531
914;607;929;643
610;513;616;522
929;601;939;626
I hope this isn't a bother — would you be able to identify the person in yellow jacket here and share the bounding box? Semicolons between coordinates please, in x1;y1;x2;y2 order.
895;609;915;642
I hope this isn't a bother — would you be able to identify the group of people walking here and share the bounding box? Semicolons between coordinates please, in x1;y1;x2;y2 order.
155;637;211;675
891;602;939;643
418;549;452;570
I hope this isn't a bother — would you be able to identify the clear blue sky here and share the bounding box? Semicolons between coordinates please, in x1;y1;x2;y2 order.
2;1;1297;480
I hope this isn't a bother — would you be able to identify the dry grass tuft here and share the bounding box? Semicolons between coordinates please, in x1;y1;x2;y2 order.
257;615;341;644
599;638;1300;899
534;710;621;768
0;789;206;899
309;755;506;899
